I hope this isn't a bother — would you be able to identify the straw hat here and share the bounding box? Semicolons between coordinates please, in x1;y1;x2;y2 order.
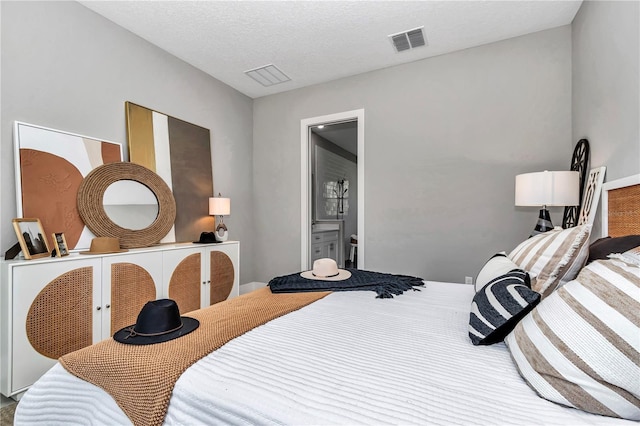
79;237;128;255
113;299;199;345
300;258;351;281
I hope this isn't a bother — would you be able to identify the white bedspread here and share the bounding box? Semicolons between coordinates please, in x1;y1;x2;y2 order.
15;281;633;425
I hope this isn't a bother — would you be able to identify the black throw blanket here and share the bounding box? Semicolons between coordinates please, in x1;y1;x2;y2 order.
268;269;424;299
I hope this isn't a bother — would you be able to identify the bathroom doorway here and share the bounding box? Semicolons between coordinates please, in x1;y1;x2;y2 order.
300;109;364;271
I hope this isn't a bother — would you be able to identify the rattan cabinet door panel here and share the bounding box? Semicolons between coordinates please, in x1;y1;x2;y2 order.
209;251;233;304
102;252;162;337
9;258;100;394
162;243;239;313
207;244;239;305
163;248;204;314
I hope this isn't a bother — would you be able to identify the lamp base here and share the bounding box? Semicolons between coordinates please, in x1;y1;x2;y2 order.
215;223;228;242
531;208;553;237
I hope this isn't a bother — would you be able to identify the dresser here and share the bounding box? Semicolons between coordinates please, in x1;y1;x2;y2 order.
0;241;239;398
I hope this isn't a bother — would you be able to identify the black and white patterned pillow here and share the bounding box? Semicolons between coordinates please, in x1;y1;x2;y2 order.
469;270;540;346
475;253;532;292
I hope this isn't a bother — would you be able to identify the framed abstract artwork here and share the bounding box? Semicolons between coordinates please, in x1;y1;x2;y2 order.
14;122;122;251
125;102;214;243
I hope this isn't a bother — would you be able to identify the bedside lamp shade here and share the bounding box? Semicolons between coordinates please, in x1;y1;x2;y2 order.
209;197;230;216
515;171;579;207
515;171;579;235
209;194;230;241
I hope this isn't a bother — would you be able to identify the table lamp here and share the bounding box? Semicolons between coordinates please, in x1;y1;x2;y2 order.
209;193;231;241
515;170;579;236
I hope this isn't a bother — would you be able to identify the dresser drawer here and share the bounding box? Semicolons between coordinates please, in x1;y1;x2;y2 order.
311;230;339;243
311;243;325;261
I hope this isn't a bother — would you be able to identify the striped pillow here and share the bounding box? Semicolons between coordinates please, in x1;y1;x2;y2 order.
505;259;640;420
509;224;591;297
469;270;540;345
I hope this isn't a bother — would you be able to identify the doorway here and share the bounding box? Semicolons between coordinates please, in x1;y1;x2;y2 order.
300;109;364;271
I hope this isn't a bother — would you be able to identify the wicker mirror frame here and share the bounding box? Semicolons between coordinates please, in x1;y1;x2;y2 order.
77;162;176;248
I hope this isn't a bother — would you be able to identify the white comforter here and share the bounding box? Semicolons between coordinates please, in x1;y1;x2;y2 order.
15;281;633;425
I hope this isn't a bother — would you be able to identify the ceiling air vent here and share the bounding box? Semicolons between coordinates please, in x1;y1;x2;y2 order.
244;64;291;87
389;26;427;53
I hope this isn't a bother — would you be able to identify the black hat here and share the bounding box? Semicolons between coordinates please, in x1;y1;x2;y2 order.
193;232;219;244
113;299;199;345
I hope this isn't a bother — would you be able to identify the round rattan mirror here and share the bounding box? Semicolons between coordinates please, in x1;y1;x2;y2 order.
77;162;176;248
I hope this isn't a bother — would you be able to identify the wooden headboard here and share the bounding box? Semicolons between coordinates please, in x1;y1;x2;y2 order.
601;174;640;237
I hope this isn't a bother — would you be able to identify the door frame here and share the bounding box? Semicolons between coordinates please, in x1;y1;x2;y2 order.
300;109;365;270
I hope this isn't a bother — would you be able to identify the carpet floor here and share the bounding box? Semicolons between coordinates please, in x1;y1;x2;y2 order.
0;402;17;426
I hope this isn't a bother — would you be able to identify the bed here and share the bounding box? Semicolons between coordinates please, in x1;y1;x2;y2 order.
14;175;640;425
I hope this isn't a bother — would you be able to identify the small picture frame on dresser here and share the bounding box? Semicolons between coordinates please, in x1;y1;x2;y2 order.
52;232;69;257
12;218;51;260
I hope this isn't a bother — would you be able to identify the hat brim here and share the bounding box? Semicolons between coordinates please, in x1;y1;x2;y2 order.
113;317;199;345
79;249;129;255
300;269;352;281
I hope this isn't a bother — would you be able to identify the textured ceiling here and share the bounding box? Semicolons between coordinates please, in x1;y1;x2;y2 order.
80;1;582;99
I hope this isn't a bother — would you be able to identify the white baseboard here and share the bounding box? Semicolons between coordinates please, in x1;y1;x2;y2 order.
1;394;16;407
240;282;267;295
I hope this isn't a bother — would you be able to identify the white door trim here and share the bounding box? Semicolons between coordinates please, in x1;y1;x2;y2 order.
300;109;365;271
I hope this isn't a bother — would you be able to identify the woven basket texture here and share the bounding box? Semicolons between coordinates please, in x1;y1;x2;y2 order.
168;253;201;314
111;263;157;334
609;184;640;237
27;267;93;359
210;251;234;304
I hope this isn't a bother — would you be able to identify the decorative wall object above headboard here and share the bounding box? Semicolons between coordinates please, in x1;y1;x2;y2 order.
578;166;606;226
13;122;122;251
562;139;589;228
125;102;214;243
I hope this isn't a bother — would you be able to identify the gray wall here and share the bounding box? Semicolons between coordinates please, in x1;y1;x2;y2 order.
0;1;255;283
253;27;573;283
572;0;639;182
3;1;635;286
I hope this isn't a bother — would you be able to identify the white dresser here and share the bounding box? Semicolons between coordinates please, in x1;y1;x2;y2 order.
0;241;239;399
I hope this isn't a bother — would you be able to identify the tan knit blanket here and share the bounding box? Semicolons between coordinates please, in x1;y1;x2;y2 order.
59;287;330;426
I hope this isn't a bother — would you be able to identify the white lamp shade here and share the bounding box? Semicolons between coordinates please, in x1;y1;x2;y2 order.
209;197;230;216
515;171;579;207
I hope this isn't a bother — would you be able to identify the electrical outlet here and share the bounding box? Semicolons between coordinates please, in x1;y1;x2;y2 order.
465;276;473;285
